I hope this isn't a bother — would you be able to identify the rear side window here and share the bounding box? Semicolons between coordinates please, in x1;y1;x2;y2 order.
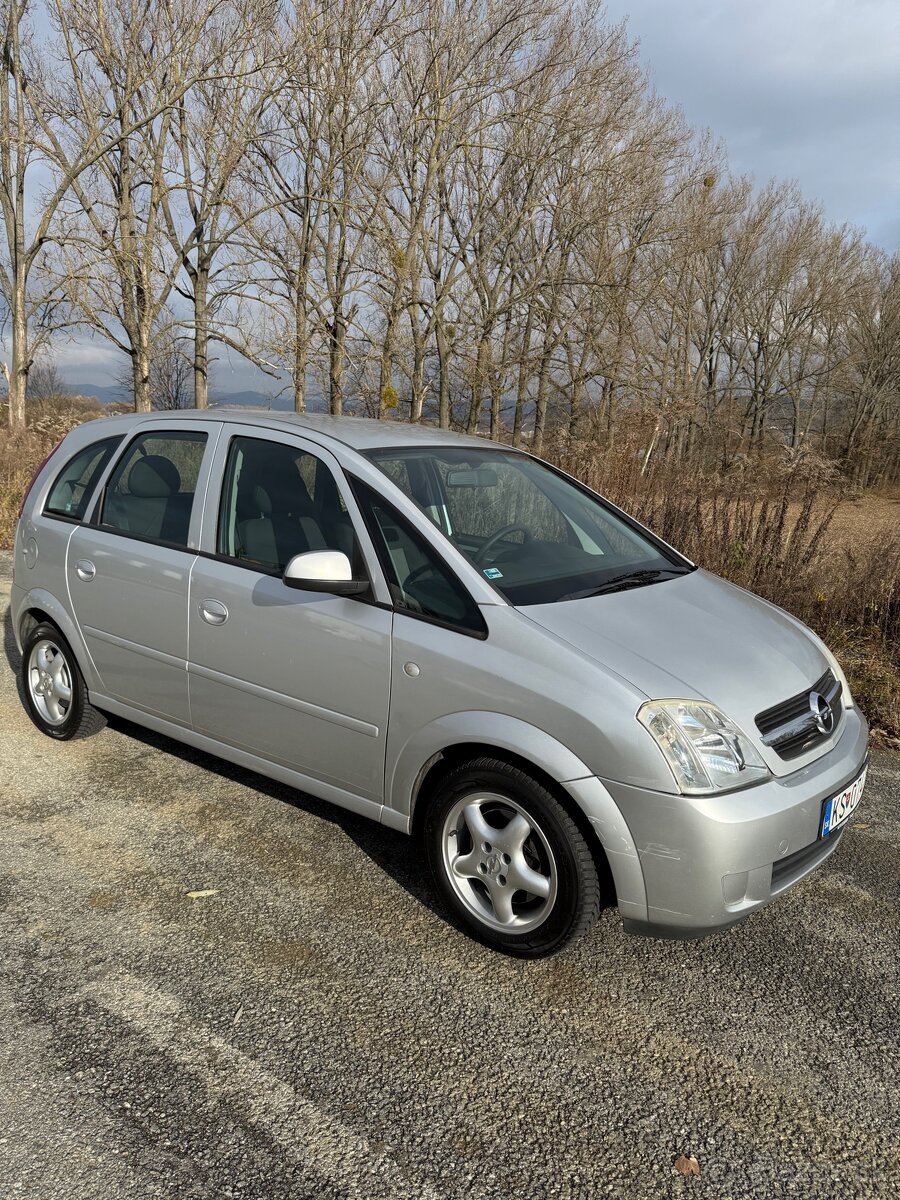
100;431;208;547
44;437;122;521
351;478;486;638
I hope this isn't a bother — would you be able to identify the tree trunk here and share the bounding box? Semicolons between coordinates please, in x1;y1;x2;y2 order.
377;311;397;420
409;313;426;423
133;340;152;413
489;373;503;440
513;308;534;448
193;264;209;409
6;299;28;430
436;321;451;429
378;273;405;418
328;310;347;416
293;290;307;413
467;331;490;435
532;347;553;456
409;273;426;423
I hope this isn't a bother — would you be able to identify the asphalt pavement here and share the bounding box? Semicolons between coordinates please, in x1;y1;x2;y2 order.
0;553;898;1199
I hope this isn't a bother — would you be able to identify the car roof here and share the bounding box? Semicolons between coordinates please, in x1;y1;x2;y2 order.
91;408;496;454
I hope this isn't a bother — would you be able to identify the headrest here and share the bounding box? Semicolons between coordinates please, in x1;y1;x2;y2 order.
129;455;181;498
252;484;273;514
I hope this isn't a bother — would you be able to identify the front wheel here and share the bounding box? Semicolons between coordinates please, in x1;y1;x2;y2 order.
424;758;601;957
21;622;106;741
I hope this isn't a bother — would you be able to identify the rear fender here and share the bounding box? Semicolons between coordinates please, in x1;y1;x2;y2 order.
14;586;102;691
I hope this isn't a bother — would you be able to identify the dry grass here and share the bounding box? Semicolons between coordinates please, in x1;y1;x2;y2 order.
1;408;897;741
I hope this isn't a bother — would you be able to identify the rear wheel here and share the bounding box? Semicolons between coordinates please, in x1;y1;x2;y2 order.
21;622;106;741
424;758;601;957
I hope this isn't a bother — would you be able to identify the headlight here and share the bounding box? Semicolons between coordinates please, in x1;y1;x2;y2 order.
637;699;769;795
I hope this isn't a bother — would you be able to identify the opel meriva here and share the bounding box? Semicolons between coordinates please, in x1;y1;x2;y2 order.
11;411;868;956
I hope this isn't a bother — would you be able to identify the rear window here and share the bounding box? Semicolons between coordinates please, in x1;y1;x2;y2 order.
44;437;122;521
100;431;208;548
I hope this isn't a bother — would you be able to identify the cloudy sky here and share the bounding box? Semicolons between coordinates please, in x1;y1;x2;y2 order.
603;0;900;250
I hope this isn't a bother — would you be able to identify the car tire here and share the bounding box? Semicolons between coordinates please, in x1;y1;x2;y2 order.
20;622;106;741
424;757;601;957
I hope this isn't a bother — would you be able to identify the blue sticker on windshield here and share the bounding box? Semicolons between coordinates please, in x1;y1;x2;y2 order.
483;567;503;580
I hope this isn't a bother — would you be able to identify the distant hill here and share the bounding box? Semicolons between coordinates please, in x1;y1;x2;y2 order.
64;383;129;406
209;389;295;410
58;383;302;410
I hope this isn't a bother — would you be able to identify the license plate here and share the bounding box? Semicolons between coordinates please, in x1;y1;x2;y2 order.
821;766;867;837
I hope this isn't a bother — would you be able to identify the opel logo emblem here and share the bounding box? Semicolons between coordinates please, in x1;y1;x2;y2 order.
809;691;834;735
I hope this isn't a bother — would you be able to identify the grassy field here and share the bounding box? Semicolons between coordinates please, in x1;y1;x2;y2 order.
2;401;898;742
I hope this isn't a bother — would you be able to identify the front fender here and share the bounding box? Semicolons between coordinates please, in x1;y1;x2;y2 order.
13;586;102;691
383;710;648;923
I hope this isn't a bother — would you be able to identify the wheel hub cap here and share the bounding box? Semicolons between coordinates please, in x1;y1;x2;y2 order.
483;852;501;876
441;792;558;934
27;640;72;727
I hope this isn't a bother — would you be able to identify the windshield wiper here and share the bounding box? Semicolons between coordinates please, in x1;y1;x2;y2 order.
559;568;690;602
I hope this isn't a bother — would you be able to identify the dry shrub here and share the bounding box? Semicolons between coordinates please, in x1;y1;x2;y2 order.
0;398;102;546
547;436;900;742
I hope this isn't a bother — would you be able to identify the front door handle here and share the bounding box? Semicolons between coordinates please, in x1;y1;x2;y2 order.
75;559;96;582
199;599;228;625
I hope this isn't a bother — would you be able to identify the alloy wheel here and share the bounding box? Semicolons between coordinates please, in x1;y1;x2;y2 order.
440;791;558;933
27;638;73;727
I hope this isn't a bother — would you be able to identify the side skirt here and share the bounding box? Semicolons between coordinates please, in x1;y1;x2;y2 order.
90;692;386;827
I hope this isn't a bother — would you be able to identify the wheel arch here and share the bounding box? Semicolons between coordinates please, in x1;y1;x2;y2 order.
410;741;620;905
16;589;100;690
385;713;647;918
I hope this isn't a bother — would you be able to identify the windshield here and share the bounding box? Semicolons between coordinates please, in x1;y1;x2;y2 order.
366;446;691;605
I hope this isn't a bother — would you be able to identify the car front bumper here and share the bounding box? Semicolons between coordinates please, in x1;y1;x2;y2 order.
600;705;869;938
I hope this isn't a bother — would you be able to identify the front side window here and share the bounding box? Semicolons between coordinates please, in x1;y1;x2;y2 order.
367;446;691;606
352;479;486;636
217;436;356;574
100;431;208;547
44;436;122;521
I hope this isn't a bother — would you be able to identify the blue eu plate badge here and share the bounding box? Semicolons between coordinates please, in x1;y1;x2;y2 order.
820;766;866;837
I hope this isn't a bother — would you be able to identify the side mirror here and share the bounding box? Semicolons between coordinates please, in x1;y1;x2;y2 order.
282;550;369;596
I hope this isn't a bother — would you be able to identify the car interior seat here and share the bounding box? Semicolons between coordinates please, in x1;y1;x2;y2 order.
106;455;191;543
234;448;327;570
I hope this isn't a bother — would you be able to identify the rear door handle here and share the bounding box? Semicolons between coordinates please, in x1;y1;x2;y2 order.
199;599;228;625
75;559;96;582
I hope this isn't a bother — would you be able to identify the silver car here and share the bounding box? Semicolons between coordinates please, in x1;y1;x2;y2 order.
11;411;868;956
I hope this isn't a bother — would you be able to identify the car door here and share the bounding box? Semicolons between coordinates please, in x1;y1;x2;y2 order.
187;427;393;805
66;423;218;725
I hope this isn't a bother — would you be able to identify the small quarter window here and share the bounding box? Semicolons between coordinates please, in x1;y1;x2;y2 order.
352;479;486;637
100;431;208;547
44;436;122;521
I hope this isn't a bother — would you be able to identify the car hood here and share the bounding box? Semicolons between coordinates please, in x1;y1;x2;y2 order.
519;568;831;763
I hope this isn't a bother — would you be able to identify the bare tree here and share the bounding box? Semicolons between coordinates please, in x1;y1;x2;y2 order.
164;2;281;408
25;355;65;401
0;0;896;483
149;325;193;411
0;1;75;426
47;0;264;411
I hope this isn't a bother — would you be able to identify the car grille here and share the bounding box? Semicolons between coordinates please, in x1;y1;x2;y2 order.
755;669;843;760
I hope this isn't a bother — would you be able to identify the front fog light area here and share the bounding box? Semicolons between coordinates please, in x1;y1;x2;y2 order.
637;699;770;795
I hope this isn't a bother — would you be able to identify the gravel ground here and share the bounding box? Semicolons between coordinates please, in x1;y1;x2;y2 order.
1;553;898;1200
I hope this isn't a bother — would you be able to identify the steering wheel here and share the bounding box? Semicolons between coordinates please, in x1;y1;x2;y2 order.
474;524;531;565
